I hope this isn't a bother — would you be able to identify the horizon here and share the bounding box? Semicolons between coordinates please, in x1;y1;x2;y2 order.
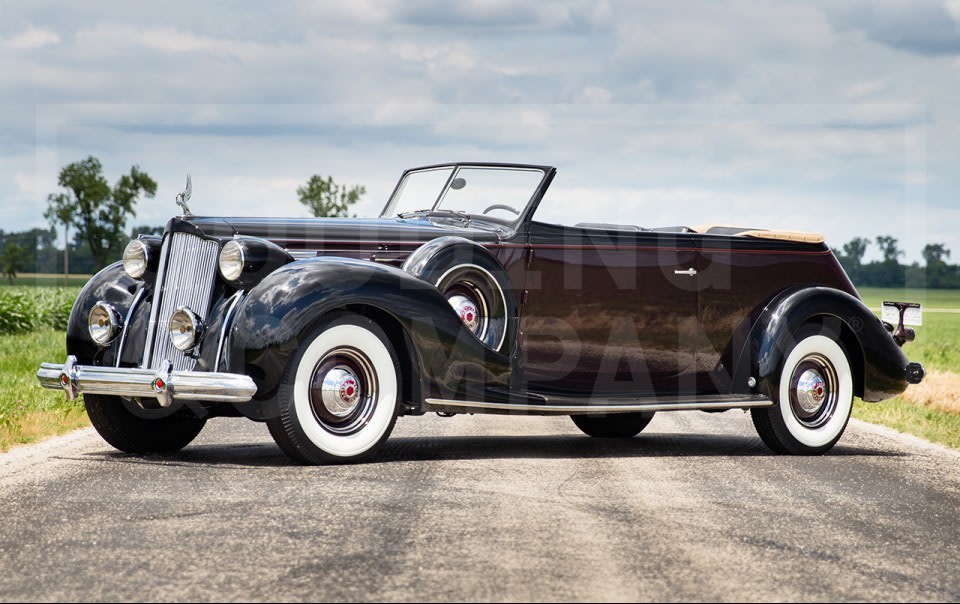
2;2;958;264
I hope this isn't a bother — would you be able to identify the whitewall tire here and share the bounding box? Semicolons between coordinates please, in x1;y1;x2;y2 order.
267;312;401;464
752;327;854;455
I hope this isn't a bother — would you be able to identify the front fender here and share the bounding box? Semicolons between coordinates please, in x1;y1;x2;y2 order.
226;257;511;405
66;262;141;366
731;286;910;402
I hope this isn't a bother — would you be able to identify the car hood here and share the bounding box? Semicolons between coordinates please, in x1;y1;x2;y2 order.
182;216;505;253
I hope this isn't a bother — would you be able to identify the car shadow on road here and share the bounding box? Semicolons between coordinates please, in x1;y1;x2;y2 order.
74;432;904;468
374;433;904;463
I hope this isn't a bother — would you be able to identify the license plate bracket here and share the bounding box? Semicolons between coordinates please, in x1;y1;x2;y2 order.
882;301;922;327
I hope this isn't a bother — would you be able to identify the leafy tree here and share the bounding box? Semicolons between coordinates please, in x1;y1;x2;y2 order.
44;187;83;285
45;156;157;271
834;237;871;283
875;235;903;263
922;243;950;266
297;175;366;218
842;237;869;265
922;243;952;288
0;227;57;277
1;243;24;284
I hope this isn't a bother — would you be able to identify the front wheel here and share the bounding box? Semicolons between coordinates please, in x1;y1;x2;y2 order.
84;394;206;454
751;327;854;455
267;312;402;465
571;412;655;438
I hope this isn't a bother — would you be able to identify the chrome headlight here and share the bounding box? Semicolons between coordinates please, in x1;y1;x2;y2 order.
219;240;245;282
168;307;202;351
88;302;121;345
122;240;149;278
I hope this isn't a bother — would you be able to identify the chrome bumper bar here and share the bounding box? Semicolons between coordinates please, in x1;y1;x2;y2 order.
37;355;258;407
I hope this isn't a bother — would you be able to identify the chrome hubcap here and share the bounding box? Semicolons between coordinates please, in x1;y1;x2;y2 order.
309;347;378;435
796;369;827;413
435;264;508;351
789;354;839;428
319;367;362;417
448;294;480;333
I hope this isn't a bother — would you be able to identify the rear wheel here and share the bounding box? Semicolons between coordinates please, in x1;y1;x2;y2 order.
267;312;401;465
571;412;655;438
751;326;854;455
84;394;206;454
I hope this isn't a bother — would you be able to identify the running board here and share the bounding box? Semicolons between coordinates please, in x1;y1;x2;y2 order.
423;395;773;416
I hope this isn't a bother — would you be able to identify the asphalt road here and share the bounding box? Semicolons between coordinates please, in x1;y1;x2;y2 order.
1;410;959;602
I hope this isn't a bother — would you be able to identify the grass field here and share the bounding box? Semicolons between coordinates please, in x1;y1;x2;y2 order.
854;287;960;448
1;273;92;288
0;328;88;452
854;397;960;449
0;280;87;450
0;286;81;334
856;287;960;373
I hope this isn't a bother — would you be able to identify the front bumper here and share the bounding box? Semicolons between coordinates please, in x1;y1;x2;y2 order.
37;355;258;407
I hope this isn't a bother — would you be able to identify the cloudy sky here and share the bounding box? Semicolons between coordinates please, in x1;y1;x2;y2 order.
2;0;958;262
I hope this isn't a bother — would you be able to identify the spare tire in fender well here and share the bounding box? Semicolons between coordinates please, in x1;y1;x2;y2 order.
403;236;517;355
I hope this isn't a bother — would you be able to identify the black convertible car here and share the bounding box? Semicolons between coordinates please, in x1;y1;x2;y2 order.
38;163;924;463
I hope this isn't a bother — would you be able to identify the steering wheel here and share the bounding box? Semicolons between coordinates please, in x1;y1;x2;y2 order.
482;204;521;216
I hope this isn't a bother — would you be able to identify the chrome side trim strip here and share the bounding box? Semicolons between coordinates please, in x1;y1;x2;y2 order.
424;396;773;415
114;287;147;368
286;250;319;260
214;290;244;372
38;355;257;406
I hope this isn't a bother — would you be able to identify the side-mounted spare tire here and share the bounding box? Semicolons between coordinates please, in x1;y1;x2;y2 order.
402;236;516;354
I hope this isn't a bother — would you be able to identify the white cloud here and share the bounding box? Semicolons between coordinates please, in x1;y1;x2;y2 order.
295;0;392;24
390;41;478;76
843;80;888;99
943;0;960;22
73;24;277;60
13;172;43;195
574;86;613;104
1;26;60;50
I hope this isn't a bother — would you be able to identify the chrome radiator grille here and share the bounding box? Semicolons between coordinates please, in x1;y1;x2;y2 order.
144;232;220;371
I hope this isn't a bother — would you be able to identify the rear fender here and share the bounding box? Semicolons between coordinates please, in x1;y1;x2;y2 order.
731;286;909;402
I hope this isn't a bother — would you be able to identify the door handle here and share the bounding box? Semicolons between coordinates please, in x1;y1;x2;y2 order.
674;268;697;277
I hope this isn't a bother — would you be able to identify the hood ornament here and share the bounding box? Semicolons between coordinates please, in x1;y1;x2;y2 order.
175;175;192;215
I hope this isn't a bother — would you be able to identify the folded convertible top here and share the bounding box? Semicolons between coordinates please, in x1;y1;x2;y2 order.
692;224;825;244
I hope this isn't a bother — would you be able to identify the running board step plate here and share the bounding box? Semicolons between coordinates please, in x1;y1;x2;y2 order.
424;395;773;415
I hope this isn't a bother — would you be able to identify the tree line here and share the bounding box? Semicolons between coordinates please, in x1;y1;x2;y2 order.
0;224;164;279
833;236;959;288
1;155;364;283
9;155;954;290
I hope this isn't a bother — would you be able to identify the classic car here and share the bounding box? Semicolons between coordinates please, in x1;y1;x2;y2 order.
38;163;925;463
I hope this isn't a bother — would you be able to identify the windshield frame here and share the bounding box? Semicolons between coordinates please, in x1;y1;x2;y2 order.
380;162;555;227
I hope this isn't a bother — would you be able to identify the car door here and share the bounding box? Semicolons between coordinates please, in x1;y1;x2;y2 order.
518;222;700;396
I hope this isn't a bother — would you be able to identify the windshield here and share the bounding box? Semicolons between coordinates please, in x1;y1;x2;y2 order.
382;165;546;225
